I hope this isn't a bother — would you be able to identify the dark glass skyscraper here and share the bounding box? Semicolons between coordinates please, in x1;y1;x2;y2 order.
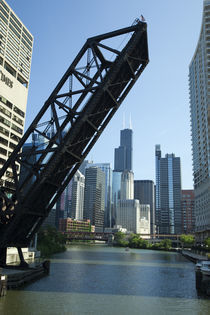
83;167;105;232
134;180;155;234
155;145;182;235
114;128;133;172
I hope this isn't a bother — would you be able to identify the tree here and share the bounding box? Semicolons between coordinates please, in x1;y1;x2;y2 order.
204;237;210;248
129;234;140;248
159;239;172;250
114;232;128;247
180;234;195;248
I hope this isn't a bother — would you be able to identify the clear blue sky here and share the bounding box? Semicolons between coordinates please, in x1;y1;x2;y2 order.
7;0;203;189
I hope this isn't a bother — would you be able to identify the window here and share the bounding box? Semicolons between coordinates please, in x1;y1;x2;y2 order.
17;74;28;87
10;132;20;142
0;156;6;164
0;136;8;146
0;104;11;117
0;115;10;127
13;106;25;118
12;114;23;126
0;125;9;136
9;141;16;150
4;61;16;77
0;146;6;155
11;123;23;134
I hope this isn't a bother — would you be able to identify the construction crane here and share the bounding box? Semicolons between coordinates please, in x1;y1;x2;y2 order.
0;19;149;266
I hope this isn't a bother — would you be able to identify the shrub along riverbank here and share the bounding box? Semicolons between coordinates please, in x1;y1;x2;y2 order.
37;226;66;258
114;232;172;251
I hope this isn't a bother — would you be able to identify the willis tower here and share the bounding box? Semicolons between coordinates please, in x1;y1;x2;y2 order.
114;128;133;172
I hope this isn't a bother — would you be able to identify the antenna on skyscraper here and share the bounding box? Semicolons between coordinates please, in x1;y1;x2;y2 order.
129;114;132;129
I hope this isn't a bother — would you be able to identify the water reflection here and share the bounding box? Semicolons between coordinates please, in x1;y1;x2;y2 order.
1;245;210;315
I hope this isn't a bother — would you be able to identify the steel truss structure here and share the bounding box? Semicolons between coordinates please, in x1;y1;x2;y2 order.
0;20;149;264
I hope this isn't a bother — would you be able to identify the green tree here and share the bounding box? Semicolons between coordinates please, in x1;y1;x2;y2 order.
204;237;210;248
159;239;172;250
180;234;195;248
37;226;66;257
129;234;140;248
114;232;128;247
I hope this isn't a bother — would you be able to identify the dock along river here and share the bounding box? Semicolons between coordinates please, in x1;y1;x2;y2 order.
0;245;210;314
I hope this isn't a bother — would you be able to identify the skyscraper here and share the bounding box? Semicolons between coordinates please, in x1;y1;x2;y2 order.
121;170;134;200
189;0;210;241
87;163;112;228
155;145;182;234
114;128;133;172
69;170;85;220
0;0;33;189
181;190;195;234
134;180;155;234
83;167;105;232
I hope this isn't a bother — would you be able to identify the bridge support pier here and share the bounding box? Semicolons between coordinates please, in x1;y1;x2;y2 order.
17;247;28;268
0;248;7;267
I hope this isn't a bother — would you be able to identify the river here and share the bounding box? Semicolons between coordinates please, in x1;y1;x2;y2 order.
0;245;210;315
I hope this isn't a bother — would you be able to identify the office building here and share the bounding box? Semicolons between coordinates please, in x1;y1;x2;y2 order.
155;145;182;234
69;170;85;220
112;170;122;226
83;167;105;232
121;170;134;200
0;0;33;189
59;218;95;233
189;0;210;240
134;180;155;234
116;199;140;233
181;190;195;234
139;204;150;237
87;163;112;228
114;128;133;172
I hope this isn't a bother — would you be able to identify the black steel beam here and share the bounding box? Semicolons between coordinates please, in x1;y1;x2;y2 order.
0;20;149;249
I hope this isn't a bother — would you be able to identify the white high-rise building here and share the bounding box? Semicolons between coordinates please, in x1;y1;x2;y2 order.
121;170;134;200
70;170;85;220
139;204;150;237
116;199;140;233
189;0;210;240
0;0;33;189
116;169;140;233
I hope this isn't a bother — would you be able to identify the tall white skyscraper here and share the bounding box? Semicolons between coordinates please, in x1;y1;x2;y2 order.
0;0;33;189
116;169;140;233
70;170;85;220
189;0;210;240
121;170;134;200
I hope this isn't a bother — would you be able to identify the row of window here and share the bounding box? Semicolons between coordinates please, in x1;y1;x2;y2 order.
0;95;25;117
0;2;32;46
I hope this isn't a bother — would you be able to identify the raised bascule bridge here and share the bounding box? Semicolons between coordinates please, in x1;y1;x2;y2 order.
0;19;149;267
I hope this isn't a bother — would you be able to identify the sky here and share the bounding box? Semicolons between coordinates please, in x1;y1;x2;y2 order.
6;0;204;189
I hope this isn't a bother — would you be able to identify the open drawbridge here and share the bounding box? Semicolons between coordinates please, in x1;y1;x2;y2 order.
0;19;149;266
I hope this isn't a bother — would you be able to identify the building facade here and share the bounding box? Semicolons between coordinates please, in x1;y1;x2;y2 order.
155;145;182;235
69;170;85;220
59;218;94;233
114;128;133;172
121;170;134;200
189;0;210;241
0;0;33;189
134;180;155;234
139;204;150;237
116;199;140;234
83;167;105;232
181;190;195;234
87;163;112;228
112;170;122;226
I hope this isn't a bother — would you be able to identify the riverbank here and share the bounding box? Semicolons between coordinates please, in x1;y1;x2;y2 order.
0;260;50;296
